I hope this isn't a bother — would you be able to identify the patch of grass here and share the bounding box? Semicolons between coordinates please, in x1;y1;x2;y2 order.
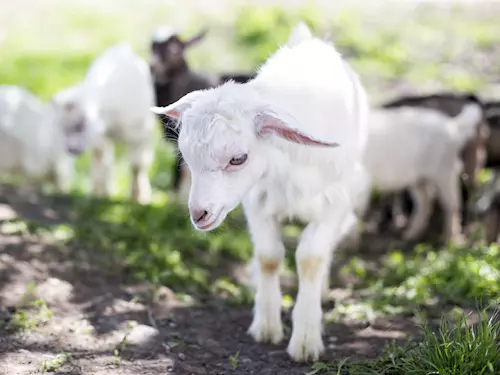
333;242;500;319
4;282;53;332
40;352;73;373
12;195;254;300
311;308;500;374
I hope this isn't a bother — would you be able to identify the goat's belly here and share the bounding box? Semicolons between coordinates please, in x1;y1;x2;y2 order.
372;172;418;193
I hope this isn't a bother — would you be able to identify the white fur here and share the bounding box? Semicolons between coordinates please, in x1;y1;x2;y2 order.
54;43;156;203
152;22;369;362
0;85;75;191
359;103;482;242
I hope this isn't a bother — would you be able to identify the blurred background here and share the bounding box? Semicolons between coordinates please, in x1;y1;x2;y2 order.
1;1;500;374
3;0;500;193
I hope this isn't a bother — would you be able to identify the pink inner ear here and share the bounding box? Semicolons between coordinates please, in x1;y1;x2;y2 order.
167;108;181;119
258;114;339;147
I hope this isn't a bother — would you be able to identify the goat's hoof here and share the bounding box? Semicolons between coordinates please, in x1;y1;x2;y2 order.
287;329;324;362
247;318;283;345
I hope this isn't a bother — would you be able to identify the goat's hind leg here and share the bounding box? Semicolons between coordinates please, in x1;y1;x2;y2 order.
435;161;464;243
402;180;434;241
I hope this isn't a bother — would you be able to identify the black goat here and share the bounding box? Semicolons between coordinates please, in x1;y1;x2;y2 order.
149;26;256;196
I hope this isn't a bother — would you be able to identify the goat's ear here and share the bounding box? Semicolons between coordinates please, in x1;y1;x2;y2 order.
254;109;340;147
151;90;205;120
183;28;208;48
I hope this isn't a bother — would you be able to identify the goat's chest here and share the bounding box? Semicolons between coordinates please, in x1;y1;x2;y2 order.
253;166;336;222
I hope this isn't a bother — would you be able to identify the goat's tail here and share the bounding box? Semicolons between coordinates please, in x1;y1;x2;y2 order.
451;102;483;148
286;21;313;47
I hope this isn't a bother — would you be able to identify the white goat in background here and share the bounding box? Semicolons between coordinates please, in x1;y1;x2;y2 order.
53;43;156;203
0;85;75;191
358;103;482;243
152;22;369;362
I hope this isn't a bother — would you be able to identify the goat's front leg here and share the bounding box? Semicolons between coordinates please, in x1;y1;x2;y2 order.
91;136;114;197
288;208;349;362
246;211;284;345
129;137;154;204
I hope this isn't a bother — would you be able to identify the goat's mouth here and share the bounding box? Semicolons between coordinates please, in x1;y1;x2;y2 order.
194;209;226;232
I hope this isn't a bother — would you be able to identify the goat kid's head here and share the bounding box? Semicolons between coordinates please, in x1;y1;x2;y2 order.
51;86;91;157
152;86;339;232
149;26;208;84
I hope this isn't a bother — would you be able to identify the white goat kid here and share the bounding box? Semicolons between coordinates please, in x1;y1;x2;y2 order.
0;85;74;191
152;23;368;362
359;103;482;242
53;44;156;203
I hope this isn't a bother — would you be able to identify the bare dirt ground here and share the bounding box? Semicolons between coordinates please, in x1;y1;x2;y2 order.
0;184;431;375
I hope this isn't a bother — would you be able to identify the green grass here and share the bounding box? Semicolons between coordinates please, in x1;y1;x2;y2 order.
329;243;500;321
309;308;500;374
0;195;256;303
40;352;73;373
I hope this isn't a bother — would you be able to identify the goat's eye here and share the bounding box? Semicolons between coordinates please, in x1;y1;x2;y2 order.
229;154;248;166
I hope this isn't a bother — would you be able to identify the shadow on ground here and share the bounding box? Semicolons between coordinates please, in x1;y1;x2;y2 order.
0;183;452;374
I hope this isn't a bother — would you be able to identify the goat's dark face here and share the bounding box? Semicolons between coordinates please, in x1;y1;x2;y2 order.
149;28;208;84
150;36;185;84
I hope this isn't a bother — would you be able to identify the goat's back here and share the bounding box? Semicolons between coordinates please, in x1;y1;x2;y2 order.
252;38;362;152
0;85;46;141
84;43;155;125
381;92;488;189
365;106;461;190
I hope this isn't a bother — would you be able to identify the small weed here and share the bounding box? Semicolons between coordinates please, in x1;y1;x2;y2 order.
40;352;73;373
6;282;53;332
229;350;240;370
113;334;129;366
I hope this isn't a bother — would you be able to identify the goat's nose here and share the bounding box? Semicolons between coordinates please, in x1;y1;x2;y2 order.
191;208;209;224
